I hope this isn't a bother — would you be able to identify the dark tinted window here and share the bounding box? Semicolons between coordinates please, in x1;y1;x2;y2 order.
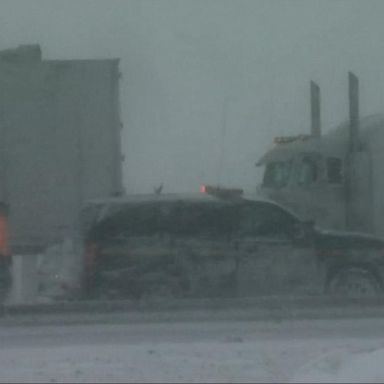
88;202;163;240
236;202;299;239
296;155;318;186
88;200;236;241
168;201;235;236
87;200;299;242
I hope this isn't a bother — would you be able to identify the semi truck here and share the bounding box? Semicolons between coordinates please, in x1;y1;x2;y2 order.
0;44;125;301
257;72;384;238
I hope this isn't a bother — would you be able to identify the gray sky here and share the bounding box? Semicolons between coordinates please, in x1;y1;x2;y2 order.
0;0;384;193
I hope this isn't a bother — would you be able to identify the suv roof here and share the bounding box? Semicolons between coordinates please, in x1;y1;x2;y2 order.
83;192;221;206
82;192;301;215
80;192;304;229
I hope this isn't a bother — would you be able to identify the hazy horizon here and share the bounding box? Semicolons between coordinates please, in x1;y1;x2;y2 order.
1;0;384;194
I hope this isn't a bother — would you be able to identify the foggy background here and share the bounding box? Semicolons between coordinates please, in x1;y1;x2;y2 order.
0;0;384;194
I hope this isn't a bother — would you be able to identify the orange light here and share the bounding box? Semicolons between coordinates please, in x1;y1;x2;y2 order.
199;184;243;199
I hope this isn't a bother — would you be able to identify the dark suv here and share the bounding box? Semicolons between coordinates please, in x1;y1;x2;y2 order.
79;193;384;300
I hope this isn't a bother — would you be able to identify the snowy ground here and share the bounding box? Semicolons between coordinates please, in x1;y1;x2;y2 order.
1;317;384;382
6;244;384;382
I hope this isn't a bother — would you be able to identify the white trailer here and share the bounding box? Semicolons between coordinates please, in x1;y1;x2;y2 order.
0;45;125;302
0;44;124;252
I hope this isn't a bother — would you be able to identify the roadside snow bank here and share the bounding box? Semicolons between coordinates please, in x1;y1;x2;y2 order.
292;347;384;382
0;341;287;383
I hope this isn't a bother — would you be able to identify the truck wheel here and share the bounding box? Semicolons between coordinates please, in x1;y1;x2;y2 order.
327;268;381;297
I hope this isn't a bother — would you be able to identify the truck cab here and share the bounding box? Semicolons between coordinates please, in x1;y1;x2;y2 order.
257;114;384;237
256;131;347;231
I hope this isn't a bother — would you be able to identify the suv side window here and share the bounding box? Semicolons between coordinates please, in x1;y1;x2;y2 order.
88;200;236;241
237;203;299;239
88;202;163;241
168;201;234;237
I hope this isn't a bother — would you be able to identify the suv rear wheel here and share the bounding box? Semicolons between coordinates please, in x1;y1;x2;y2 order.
327;267;381;297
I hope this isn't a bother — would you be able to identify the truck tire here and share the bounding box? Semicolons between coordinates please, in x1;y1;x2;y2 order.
327;267;381;297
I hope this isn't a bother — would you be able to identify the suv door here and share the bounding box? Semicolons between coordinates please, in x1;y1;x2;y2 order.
87;201;184;298
168;200;239;297
234;202;322;297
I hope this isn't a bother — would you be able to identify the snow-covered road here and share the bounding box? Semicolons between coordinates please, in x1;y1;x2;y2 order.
1;317;384;382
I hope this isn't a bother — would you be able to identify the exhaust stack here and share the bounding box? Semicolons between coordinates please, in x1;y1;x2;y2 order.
310;81;321;137
345;71;363;231
348;71;360;153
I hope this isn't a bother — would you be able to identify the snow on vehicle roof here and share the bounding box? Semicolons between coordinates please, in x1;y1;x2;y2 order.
329;113;384;137
256;113;384;166
83;192;222;206
85;192;294;208
256;134;342;165
82;192;303;223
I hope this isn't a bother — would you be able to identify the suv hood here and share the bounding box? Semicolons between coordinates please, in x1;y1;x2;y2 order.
314;227;384;249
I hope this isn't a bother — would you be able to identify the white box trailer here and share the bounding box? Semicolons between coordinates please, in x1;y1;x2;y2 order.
0;45;124;252
0;45;125;302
